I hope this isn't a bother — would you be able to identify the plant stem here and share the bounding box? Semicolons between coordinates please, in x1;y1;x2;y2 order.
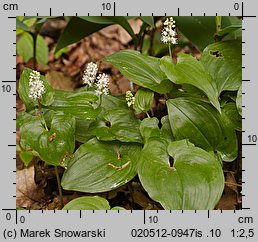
55;166;64;208
38;99;48;131
168;43;173;63
215;16;222;34
145;111;150;118
32;32;37;69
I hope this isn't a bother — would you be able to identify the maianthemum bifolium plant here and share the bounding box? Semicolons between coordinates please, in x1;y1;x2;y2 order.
17;16;242;210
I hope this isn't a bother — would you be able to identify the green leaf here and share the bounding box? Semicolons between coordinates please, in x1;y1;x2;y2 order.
16;18;30;31
56;17;136;52
167;97;238;161
90;109;143;143
236;85;242;116
140;117;160;142
19;151;34;167
160;115;174;143
63;196;110;210
134;88;154;113
36;114;76;166
75;119;95;143
201;40;242;94
19;113;46;150
17;32;33;62
111;206;126;210
36;35;48;67
217;24;242;37
139;17;154;27
104;50;172;94
46;89;101;120
56;17;109;52
18;68;54;111
222;102;242;131
161;54;220;112
174;16;216;51
138;138;224;210
80;16;136;40
61;138;142;193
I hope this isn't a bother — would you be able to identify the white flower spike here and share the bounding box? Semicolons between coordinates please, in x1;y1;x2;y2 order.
28;70;45;100
125;90;135;107
82;62;98;87
95;73;109;96
161;17;178;45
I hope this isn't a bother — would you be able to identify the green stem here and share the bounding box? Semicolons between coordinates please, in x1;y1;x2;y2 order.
55;166;64;208
32;32;37;69
168;43;173;63
215;16;222;34
38;99;48;131
145;111;150;118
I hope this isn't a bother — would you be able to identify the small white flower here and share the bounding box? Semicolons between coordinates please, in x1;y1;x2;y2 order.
161;17;178;45
95;73;109;95
28;70;45;100
82;62;98;87
125;90;135;107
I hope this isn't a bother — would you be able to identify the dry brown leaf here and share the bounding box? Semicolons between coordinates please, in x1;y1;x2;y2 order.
16;166;44;208
45;70;76;90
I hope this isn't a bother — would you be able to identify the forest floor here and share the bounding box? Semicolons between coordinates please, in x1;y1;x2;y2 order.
16;18;242;210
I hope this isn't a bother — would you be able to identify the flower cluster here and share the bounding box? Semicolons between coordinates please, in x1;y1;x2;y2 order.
125;90;135;107
82;62;98;87
28;70;45;100
82;62;109;95
160;17;178;45
95;73;110;96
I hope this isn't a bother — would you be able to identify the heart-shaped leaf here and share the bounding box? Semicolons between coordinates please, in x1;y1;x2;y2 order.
138;138;224;210
134;88;154;113
61;138;142;193
47;89;101;120
19;112;75;166
63;196;110;210
36;113;76;166
201;40;241;94
18;68;54;111
18;112;46;150
90;109;143;143
167;97;238;161
104;50;172;94
161;54;220;112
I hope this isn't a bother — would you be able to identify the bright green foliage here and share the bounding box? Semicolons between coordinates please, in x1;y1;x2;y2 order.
47;89;101;120
138;139;224;210
17;32;33;62
19;151;34;167
36;35;48;67
201;40;241;94
89;109;143;143
19;112;75;166
63;196;110;210
104;50;172;94
134;88;154;113
161;54;220;112
63;196;126;210
167;97;238;161
61;138;142;193
17;17;242;210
